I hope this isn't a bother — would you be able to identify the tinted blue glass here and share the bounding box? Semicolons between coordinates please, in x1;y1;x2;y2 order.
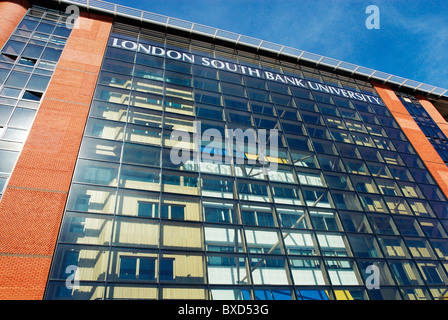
119;257;137;279
160;259;174;280
41;47;62;61
22;44;44;59
297;290;329;300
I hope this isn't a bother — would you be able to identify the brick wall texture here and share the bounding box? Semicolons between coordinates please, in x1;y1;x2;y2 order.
0;0;30;49
0;7;112;300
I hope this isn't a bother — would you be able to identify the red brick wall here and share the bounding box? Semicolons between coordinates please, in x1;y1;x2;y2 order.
0;10;112;300
0;0;30;49
372;82;448;199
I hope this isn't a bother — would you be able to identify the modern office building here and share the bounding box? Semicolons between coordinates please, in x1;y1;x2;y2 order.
1;0;448;301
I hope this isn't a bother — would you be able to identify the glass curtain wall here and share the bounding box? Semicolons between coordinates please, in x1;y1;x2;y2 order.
396;92;448;167
45;21;448;300
0;5;72;200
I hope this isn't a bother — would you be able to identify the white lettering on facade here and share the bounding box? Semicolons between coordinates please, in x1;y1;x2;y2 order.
111;38;383;105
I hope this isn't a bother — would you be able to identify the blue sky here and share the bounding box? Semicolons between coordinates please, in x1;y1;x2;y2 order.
110;0;448;90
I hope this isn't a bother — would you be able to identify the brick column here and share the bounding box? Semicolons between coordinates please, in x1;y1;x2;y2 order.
0;10;112;300
372;82;448;199
0;0;30;49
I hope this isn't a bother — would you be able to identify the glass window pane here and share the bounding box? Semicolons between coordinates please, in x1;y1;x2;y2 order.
405;238;437;260
420;185;446;201
284;230;318;256
162;171;198;195
291;257;327;285
22;90;42;101
98;71;132;89
223;95;247;110
18;18;39;31
310;209;340;231
59;212;113;246
122;143;160;167
210;289;251;300
332;191;362;211
125;124;161;146
312;139;337;155
89;101;128;122
0;150;19;174
207;255;248;285
430;239;448;260
160;194;201;221
162;222;203;250
0;68;10;83
317;232;351;257
254;289;292;300
2;128;28;142
73;159;119;186
203;201;237;224
5;71;30;88
202;176;234;199
377;236;410;258
26;74;50;92
0;105;14;126
277;207;309;229
287;136;312;151
53;26;71;38
102;59;134;75
22;44;44;59
368;214;399;235
297;169;326;187
1;87;21;98
389;261;425;286
419;218;447;238
400;288;432;300
348;235;382;258
344;159;369;175
277;106;299;121
430;202;448;219
36;22;56;34
66;184;117;214
408;199;435;217
369;288;402;300
249;256;289;285
95;85;130;104
393;216;423;237
84;118;125;141
241;204;275;227
296;288;331;300
79;137;122;162
51;246;109;281
3;40;26;56
105;47;136;63
324;172;352;190
357;260;396;286
317;154;344;172
204;226;243;253
8;107;36;129
196;103;223;120
119;164;160;191
291;150;319;169
339;211;372;233
324;259;361;285
41;47;62;61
